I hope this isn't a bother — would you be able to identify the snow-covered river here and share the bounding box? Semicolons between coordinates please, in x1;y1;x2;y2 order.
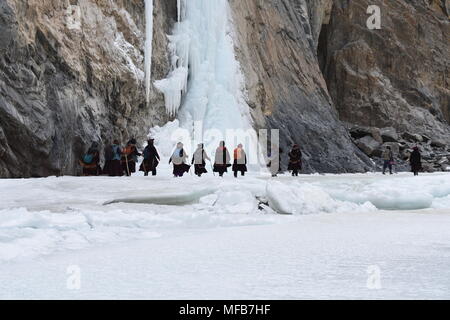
1;169;449;299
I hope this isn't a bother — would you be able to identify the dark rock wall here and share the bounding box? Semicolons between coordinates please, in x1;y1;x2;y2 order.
323;0;450;142
1;0;448;177
230;0;372;173
0;0;176;177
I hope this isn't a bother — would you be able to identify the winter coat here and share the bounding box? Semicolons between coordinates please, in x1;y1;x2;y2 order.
192;148;210;166
232;148;247;172
214;147;231;173
140;145;160;172
111;144;122;161
170;148;188;165
382;149;394;161
288;148;302;171
410;150;422;172
122;144;141;163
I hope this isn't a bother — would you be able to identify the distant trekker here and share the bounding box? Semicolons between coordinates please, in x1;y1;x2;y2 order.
288;144;302;177
139;138;160;176
170;142;190;177
213;141;231;177
382;146;394;175
191;143;210;177
110;140;123;176
80;142;101;176
409;146;422;176
232;144;247;178
122;138;141;176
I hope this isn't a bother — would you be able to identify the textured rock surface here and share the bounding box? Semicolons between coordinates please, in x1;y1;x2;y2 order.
0;0;176;177
1;0;449;177
230;0;371;173
323;0;450;143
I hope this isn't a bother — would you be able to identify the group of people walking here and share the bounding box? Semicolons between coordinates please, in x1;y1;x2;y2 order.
169;141;249;178
80;139;424;178
382;145;422;176
80;139;304;178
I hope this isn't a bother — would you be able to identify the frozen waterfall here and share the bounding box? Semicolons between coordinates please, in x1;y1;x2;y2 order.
154;0;255;153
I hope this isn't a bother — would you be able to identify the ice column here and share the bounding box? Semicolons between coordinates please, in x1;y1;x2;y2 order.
144;0;154;104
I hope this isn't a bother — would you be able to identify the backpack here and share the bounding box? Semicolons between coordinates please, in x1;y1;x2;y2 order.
123;145;134;156
83;154;94;164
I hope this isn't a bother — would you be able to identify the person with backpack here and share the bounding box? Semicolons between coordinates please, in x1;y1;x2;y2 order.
169;142;190;177
191;143;210;177
213;141;231;177
232;144;247;178
139;138;160;176
121;138;141;176
288;144;302;177
382;146;394;175
110;139;123;176
409;146;422;176
80;142;101;176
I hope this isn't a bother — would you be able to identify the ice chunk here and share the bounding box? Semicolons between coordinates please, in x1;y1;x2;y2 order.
104;187;217;206
265;181;375;215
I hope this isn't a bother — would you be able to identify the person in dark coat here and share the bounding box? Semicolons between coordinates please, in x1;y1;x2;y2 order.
213;141;231;177
110;139;123;176
139;139;160;176
169;142;190;177
121;138;141;176
409;146;422;176
80;142;101;176
191;143;210;177
232;144;247;178
102;143;114;176
288;144;302;176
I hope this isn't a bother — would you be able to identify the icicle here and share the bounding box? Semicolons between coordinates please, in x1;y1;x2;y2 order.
144;0;154;104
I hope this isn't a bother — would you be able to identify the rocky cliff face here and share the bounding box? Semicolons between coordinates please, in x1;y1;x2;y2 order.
322;0;450;148
230;0;449;173
1;0;449;177
230;0;371;172
0;0;176;177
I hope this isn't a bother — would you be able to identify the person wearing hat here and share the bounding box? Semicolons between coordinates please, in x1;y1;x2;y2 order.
409;146;422;176
191;143;210;177
140;138;160;176
288;144;302;177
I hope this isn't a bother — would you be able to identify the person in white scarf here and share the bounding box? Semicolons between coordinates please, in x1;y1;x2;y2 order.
169;142;190;177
